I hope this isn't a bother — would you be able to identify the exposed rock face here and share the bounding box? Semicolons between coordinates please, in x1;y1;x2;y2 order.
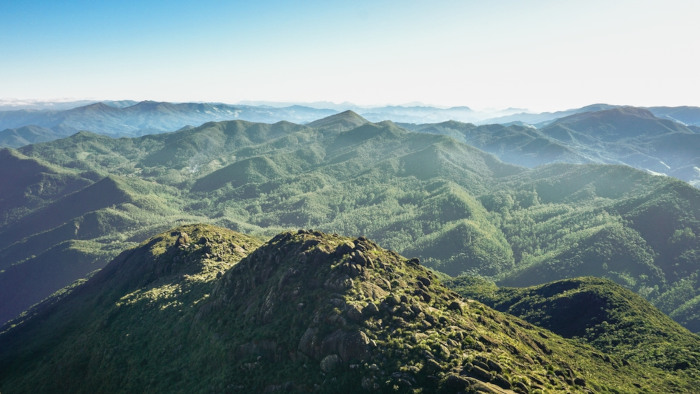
205;229;631;392
322;329;370;363
176;231;190;246
320;354;341;373
299;327;370;363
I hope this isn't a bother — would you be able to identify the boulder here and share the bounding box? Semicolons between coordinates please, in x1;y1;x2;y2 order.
320;354;342;373
298;327;320;357
321;329;371;362
176;232;190;246
406;258;420;266
466;364;493;382
492;374;511;389
362;302;379;317
335;242;355;256
443;374;470;391
447;301;463;314
345;303;364;322
414;289;431;303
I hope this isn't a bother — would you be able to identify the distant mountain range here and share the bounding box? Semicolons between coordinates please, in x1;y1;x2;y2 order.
0;101;336;142
2;100;698;186
0;100;508;146
404;106;700;187
479;104;700;127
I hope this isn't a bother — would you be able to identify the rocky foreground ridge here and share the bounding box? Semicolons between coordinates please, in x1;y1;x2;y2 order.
1;224;697;393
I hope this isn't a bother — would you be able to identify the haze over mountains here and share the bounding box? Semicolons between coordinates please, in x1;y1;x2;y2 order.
2;100;698;187
405;106;700;187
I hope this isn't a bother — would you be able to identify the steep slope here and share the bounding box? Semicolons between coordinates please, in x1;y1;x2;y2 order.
485;164;700;318
0;176;134;249
539;107;700;183
654;273;700;333
0;125;58;147
0;240;108;324
0;168;204;324
447;276;700;372
0;148;92;224
2;225;697;392
649;106;700;126
542;107;688;141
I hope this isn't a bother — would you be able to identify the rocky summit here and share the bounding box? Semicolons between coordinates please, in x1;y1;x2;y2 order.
0;225;697;393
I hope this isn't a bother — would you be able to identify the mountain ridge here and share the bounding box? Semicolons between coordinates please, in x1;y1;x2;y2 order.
2;224;697;392
3;100;699;148
1;115;699;337
447;276;700;371
406;107;700;186
307;110;369;131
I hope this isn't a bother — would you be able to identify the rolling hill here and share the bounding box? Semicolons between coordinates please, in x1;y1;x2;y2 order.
447;276;700;371
1;111;699;338
406;107;700;186
0;101;337;145
2;102;699;188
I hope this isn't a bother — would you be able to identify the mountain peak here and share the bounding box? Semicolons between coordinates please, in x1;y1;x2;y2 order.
606;106;656;119
68;102;117;114
90;224;263;293
128;100;175;111
1;225;697;392
546;106;689;140
559;106;657;123
306;110;369;131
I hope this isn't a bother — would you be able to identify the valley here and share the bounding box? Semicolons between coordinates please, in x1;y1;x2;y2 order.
1;110;698;337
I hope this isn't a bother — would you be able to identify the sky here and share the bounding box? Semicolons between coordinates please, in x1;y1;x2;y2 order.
1;0;699;112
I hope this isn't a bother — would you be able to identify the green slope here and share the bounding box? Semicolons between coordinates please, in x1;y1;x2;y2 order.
0;125;59;148
404;121;587;167
1;225;697;392
0;240;108;324
0;176;135;249
0;148;92;224
1;114;699;336
446;276;700;372
307;109;369;131
407;107;700;185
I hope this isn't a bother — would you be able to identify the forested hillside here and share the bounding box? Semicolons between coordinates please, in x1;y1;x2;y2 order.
2;225;697;392
405;107;700;186
1;112;699;334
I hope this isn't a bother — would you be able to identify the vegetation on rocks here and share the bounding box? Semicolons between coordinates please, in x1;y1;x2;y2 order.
447;276;700;374
2;225;698;392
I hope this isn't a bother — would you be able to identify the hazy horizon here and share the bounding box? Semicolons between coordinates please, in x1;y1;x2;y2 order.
0;97;629;114
2;0;699;112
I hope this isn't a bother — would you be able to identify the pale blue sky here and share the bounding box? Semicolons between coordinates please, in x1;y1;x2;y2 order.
1;0;698;111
